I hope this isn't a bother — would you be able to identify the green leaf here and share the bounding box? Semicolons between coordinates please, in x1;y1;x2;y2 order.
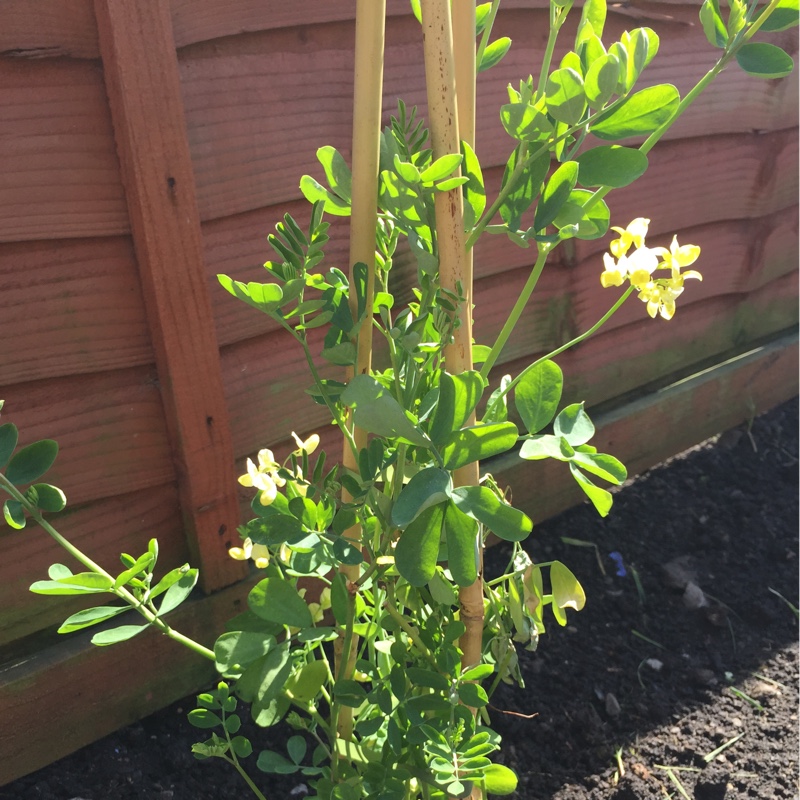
457;682;489;707
479;37;512;73
217;275;284;314
476;2;492;35
334;679;368;708
757;0;799;31
435;176;470;192
461;663;494;681
395;503;445;586
157;569;198;615
584;53;621;108
285;660;328;705
580;0;607;40
48;563;73;580
553;403;595;446
545;68;586;125
736;42;795;79
461;141;486;231
57;605;129;634
440;422;519;470
5;439;58;486
700;0;728;48
443;502;479;587
450;485;533;542
0;423;18;468
570;451;627;484
534;161;579;231
429;371;486;445
569;463;613;516
286;735;307;765
236;642;292;709
551;189;610;240
550;560;586;625
499;102;554;143
514;360;563;434
231;736;253;759
248;578;313;629
341;375;429;447
484;763;519;795
316;145;352;203
498;150;550;231
420;153;463;183
591;84;680;140
188;708;223;729
299;175;351;216
30;572;113;595
91;623;149;646
3;499;25;529
576;145;648;188
257;749;299;774
150;565;193;599
26;483;67;512
519;434;569;461
392;467;451;529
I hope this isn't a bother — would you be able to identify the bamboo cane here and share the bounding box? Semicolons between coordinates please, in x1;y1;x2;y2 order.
420;0;484;676
336;0;386;740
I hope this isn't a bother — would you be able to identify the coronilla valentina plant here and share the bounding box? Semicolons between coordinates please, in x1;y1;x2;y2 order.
2;1;795;798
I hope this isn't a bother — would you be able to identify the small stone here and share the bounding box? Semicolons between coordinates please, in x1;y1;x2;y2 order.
683;581;709;609
605;692;621;717
732;717;743;727
645;658;664;671
691;668;718;687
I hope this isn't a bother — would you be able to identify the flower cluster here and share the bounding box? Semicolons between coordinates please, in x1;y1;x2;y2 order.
601;218;702;320
230;431;320;566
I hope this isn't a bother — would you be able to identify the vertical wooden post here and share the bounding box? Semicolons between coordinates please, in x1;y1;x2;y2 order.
93;0;246;591
420;0;484;674
337;0;386;739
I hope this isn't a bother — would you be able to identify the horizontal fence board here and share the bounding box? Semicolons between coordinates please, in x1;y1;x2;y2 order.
0;368;174;506
179;13;797;224
495;332;798;525
1;0;98;59
0;576;255;786
0;57;127;243
2;13;794;242
0;486;186;647
0;236;152;385
1;329;795;786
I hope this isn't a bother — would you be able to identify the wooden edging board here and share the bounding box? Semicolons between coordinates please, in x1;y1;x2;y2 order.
0;331;797;784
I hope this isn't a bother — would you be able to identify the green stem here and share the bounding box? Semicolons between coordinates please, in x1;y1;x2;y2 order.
224;755;269;800
537;2;569;98
484;287;634;419
384;594;438;668
479;244;550;379
0;474;216;662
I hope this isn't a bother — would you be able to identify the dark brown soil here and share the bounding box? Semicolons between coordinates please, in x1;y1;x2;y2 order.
2;400;797;800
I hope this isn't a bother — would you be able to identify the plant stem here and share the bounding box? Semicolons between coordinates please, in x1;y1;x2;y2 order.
479;243;550;379
475;0;501;70
484;286;634;417
0;474;216;661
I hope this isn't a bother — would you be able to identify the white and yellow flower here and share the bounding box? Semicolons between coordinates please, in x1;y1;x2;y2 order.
228;537;270;569
609;217;650;258
238;448;285;506
291;431;320;456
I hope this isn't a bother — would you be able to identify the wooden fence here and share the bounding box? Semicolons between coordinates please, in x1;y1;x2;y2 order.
0;0;797;783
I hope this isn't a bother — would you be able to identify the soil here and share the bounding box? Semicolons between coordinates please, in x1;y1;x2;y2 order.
2;400;797;800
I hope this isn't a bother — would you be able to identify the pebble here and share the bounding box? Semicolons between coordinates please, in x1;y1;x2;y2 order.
605;692;621;717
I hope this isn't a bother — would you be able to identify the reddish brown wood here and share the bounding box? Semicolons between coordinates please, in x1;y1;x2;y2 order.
93;0;245;590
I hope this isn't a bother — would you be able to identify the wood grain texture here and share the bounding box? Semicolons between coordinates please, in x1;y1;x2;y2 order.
1;329;795;786
93;0;245;591
0;485;186;647
0;236;152;385
0;57;127;242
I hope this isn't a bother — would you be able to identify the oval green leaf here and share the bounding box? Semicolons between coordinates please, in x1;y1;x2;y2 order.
514;359;563;434
248;578;313;629
534;161;579;231
3;499;25;529
484;763;519;795
576;145;648;188
440;422;519;471
5;439;58;486
394;503;445;586
30;483;66;513
391;467;451;529
479;37;512;73
0;423;18;469
546;68;587;125
443;502;479;587
736;42;795;79
91;623;149;646
591;84;680;141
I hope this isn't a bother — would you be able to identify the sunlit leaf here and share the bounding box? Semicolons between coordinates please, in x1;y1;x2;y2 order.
395;503;445;586
5;439;58;486
57;605;130;634
91;623;149;646
591;84;680;140
576;145;648;188
249;578;313;629
391;467;451;529
514;360;563;434
736;42;794;79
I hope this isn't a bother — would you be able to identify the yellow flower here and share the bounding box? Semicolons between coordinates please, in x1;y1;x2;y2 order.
609;217;650;258
308;586;332;623
238;448;285;506
653;235;701;274
600;245;658;289
228;537;270;569
291;432;320;456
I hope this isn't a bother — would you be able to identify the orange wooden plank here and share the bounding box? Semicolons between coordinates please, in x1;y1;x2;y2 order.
0;236;152;385
0;57;127;243
0;485;186;646
0;368;174;506
92;0;245;591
